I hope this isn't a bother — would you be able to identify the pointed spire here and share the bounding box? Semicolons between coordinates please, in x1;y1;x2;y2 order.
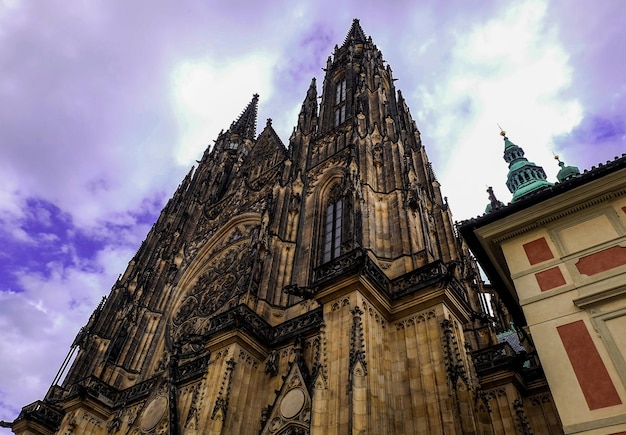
554;155;580;183
230;94;259;140
499;129;553;202
301;77;318;113
306;77;317;100
341;18;367;48
170;165;195;203
296;77;318;136
397;90;405;105
485;186;505;213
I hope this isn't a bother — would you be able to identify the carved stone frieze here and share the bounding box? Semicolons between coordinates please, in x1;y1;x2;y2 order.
177;353;211;384
331;297;350;312
78;413;103;431
394;308;437;330
238;349;260;368
361;300;387;329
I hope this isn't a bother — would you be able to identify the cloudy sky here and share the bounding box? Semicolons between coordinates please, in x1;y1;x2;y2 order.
1;0;624;424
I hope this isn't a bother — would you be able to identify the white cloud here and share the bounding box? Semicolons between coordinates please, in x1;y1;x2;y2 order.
170;53;277;163
414;0;583;219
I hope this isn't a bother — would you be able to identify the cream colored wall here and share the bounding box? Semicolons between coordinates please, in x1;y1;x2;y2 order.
499;197;626;434
531;315;626;431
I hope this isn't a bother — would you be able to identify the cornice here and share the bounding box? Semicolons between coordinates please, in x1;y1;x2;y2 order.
475;169;626;244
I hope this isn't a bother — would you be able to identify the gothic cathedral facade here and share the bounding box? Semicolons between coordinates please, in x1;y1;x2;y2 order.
12;20;563;435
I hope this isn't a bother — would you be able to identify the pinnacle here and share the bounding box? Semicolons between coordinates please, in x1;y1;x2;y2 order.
485;186;504;213
306;77;317;100
341;18;368;48
230;94;259;140
259;116;283;141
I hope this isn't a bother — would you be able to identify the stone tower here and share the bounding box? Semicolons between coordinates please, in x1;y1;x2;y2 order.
10;20;562;435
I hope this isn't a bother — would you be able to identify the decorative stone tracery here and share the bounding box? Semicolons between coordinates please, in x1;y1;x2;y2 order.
259;357;312;435
170;222;264;345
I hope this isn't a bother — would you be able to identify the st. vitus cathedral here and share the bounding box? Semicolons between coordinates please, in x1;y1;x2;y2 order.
11;20;563;434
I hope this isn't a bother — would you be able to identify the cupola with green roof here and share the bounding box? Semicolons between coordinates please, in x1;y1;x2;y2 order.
501;130;553;202
554;155;581;183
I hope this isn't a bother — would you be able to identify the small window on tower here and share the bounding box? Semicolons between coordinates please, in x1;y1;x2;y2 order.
227;141;238;150
334;106;346;127
334;78;347;126
335;79;346;104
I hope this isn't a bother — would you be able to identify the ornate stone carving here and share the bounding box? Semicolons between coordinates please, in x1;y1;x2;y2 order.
259;353;312;435
106;408;123;433
394;309;437;330
348;306;367;391
211;358;236;420
441;318;469;389
14;401;63;432
171;233;264;344
361;300;386;329
265;350;280;377
513;399;534;435
183;383;201;430
331;297;350;312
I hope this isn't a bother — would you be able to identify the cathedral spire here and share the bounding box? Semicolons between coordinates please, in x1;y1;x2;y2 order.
229;93;259;140
500;129;553;202
316;19;394;135
341;18;367;48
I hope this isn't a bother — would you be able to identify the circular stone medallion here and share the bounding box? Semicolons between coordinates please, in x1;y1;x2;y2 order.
280;388;305;419
139;395;167;432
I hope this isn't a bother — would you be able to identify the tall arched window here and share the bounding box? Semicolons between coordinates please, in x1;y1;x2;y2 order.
322;185;345;263
334;78;346;126
323;197;343;263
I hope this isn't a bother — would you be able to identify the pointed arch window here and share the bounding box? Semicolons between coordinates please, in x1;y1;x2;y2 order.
334;78;347;126
323;197;343;262
322;185;345;263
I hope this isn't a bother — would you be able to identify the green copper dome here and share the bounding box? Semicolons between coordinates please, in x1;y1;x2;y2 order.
555;156;580;183
501;132;553;202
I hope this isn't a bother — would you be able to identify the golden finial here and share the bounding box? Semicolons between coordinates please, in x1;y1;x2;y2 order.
497;123;506;137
